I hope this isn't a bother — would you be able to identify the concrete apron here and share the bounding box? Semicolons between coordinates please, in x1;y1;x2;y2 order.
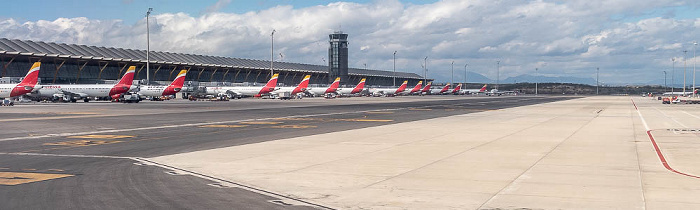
150;96;700;209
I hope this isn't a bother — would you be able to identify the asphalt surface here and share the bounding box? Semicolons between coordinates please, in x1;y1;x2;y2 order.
0;95;576;209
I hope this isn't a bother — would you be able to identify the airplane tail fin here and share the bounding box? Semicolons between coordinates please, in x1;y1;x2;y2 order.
396;80;408;92
264;73;279;89
169;70;188;88
479;84;487;92
440;84;450;93
18;62;41;88
352;78;366;93
411;81;423;93
117;66;136;86
422;82;432;92
453;84;462;92
326;77;341;93
298;75;311;89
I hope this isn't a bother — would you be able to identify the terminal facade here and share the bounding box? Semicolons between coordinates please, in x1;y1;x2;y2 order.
0;38;427;87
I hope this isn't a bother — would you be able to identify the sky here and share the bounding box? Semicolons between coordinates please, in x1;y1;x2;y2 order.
1;0;699;84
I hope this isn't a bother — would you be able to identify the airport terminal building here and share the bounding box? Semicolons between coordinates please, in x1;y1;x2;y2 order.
0;38;426;87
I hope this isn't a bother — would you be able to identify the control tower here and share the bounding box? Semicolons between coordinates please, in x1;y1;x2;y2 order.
328;31;348;84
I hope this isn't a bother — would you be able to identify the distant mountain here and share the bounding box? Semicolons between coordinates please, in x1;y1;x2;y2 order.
502;74;597;85
463;72;494;84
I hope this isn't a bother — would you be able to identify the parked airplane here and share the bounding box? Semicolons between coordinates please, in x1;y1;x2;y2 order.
0;62;41;99
663;90;697;96
139;70;187;99
306;77;341;97
458;84;488;95
403;81;423;95
205;73;279;98
336;78;366;96
270;75;311;96
370;80;408;96
33;66;136;102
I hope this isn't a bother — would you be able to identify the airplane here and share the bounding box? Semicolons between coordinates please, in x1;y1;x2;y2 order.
459;84;488;95
663;89;697;96
269;75;311;98
33;66;136;102
420;82;432;94
402;81;423;95
335;78;366;96
0;62;41;99
306;77;341;97
449;84;462;94
487;89;517;96
139;70;188;99
370;80;408;97
205;73;279;98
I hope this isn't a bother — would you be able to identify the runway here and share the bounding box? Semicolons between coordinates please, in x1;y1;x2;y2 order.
0;96;571;209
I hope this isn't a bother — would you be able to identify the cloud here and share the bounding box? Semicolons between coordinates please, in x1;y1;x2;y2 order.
0;0;699;84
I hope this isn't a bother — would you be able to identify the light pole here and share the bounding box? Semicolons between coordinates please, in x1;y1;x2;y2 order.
464;64;468;85
145;8;152;84
535;68;538;95
694;42;697;97
596;67;599;95
684;50;687;94
270;29;276;78
496;61;500;90
672;58;676;94
451;61;454;85
393;51;397;87
663;71;667;93
424;56;428;86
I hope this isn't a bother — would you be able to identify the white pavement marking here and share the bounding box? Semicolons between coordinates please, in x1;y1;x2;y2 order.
0;152;333;209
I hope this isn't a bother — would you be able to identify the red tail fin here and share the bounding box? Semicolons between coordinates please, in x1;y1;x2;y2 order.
117;66;136;86
265;73;279;88
325;77;341;93
259;73;279;94
292;75;311;95
162;70;187;96
410;81;423;93
18;62;41;87
479;84;487;92
109;66;136;97
351;78;366;94
169;70;187;88
395;80;408;93
10;62;41;97
421;82;432;92
440;84;450;93
452;84;462;93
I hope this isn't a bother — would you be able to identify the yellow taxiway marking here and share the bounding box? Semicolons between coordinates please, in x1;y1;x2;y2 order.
43;140;123;147
22;169;36;171
0;172;73;186
409;108;432;111
339;119;394;122
239;121;283;125
67;135;134;139
276;118;392;122
270;125;318;129
199;125;249;128
37;112;98;115
47;169;65;172
365;111;394;114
